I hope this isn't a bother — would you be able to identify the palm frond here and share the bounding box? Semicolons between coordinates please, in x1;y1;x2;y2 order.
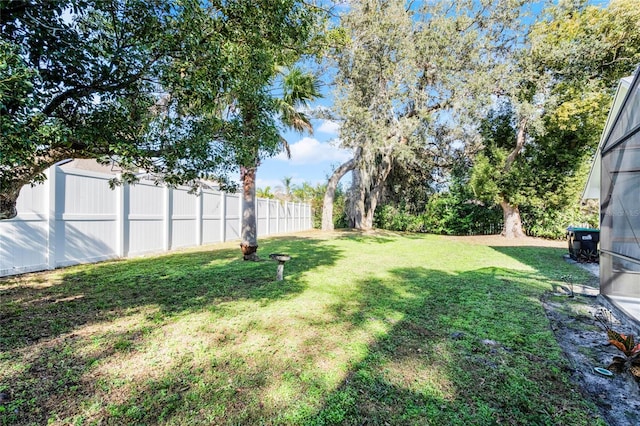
279;136;291;159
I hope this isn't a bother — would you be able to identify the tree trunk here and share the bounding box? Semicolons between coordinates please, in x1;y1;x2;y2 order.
361;149;393;230
499;115;527;238
321;149;359;231
0;188;20;220
240;166;259;260
350;166;367;229
500;200;525;238
504;117;528;172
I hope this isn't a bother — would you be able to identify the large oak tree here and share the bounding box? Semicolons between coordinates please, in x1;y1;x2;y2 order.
321;0;528;231
470;0;640;237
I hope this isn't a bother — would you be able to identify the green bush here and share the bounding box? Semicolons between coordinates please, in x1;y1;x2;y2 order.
374;193;503;236
422;193;503;235
521;202;598;239
374;205;424;232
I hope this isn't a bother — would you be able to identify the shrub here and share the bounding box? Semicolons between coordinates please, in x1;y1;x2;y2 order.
422;193;503;235
374;205;423;232
521;202;598;239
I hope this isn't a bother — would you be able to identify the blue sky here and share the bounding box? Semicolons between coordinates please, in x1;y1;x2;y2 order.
257;118;351;190
255;1;351;191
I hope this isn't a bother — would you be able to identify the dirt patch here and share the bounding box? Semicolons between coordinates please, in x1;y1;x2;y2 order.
543;291;640;426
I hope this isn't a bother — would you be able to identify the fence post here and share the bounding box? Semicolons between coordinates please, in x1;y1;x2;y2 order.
266;198;270;236
195;188;203;246
115;176;125;257
163;185;171;251
46;166;58;270
220;191;226;242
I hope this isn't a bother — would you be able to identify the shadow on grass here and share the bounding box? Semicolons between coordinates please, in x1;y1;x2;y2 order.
490;245;599;288
0;237;345;425
0;238;342;352
0;240;604;425
310;267;603;425
87;265;603;425
330;229;398;244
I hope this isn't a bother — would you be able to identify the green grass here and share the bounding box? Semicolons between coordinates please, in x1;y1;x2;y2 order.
0;231;604;425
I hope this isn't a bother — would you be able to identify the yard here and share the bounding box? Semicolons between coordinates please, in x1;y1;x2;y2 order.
1;231;605;425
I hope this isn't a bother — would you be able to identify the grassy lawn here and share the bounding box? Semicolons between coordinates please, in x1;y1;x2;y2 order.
0;231;604;425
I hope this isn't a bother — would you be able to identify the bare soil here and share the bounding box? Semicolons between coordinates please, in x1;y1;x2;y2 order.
445;235;640;426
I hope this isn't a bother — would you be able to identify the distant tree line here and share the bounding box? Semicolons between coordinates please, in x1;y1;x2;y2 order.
321;0;639;239
3;0;640;257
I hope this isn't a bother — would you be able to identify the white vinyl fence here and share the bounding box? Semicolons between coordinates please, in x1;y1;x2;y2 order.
0;164;312;277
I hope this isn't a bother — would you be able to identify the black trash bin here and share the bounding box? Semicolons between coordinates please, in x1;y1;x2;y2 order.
566;227;600;262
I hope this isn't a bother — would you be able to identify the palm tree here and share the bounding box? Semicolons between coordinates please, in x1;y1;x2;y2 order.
256;186;274;199
275;176;294;201
239;67;321;260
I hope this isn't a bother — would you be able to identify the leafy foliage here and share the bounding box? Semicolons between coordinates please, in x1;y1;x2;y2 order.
0;0;324;219
595;309;640;380
596;309;640;358
463;0;640;238
375;190;503;236
374;205;424;233
325;0;526;230
607;330;640;359
469;101;600;239
422;193;503;236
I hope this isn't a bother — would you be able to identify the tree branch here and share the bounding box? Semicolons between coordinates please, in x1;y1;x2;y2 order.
504;116;528;172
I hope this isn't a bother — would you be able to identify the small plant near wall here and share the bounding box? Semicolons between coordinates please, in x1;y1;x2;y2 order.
560;274;574;297
595;309;640;380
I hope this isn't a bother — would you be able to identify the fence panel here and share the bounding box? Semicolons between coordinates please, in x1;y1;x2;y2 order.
278;203;286;233
0;181;48;276
295;204;302;232
257;199;269;236
303;204;311;230
0;164;312;277
224;193;241;241
286;203;294;233
201;190;223;244
269;200;279;233
171;186;198;249
55;168;119;267
127;181;165;256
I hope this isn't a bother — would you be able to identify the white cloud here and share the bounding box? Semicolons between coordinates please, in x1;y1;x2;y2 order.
317;120;341;135
276;137;351;165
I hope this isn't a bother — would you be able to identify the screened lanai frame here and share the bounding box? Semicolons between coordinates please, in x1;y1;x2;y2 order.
598;66;640;299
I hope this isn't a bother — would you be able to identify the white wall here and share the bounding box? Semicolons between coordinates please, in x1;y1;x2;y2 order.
0;165;312;277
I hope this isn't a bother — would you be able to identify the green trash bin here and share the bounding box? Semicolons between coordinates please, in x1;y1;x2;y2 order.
566;227;599;262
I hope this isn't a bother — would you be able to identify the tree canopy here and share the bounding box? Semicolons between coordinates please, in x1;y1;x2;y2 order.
470;0;640;237
0;0;325;219
322;0;528;231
